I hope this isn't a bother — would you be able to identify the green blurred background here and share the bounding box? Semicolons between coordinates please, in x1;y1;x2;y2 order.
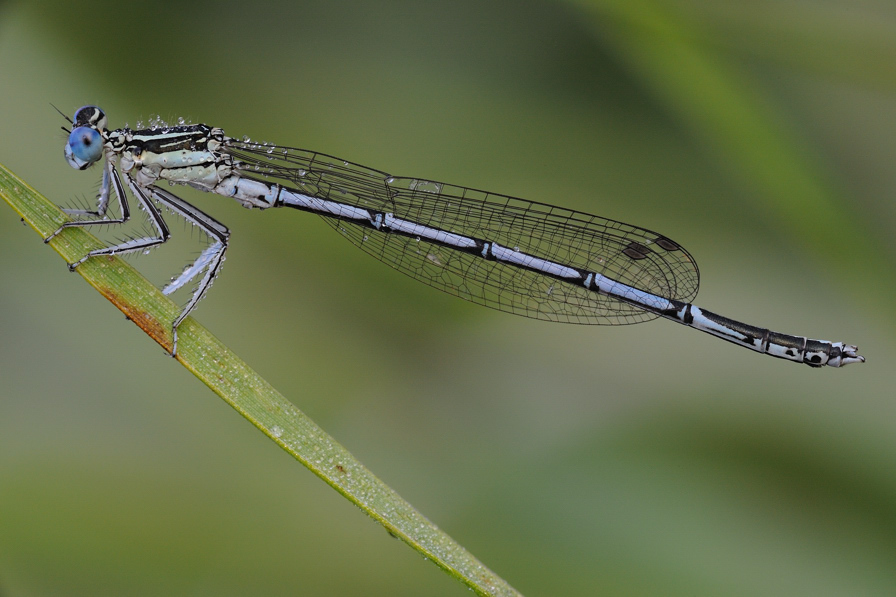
1;0;894;595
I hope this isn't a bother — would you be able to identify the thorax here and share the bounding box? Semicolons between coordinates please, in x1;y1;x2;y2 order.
112;124;234;190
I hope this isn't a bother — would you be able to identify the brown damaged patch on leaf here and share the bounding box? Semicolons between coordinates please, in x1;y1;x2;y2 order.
100;287;171;350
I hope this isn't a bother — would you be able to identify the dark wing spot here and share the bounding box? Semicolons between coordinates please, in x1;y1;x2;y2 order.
654;236;681;251
623;242;650;260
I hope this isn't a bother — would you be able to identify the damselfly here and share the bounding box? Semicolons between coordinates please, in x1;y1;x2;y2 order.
46;106;864;367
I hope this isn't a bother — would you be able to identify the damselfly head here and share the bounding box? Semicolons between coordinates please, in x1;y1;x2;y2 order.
64;106;107;170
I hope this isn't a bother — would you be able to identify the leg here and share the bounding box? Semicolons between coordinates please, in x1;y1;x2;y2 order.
62;168;171;270
141;184;230;356
44;158;131;244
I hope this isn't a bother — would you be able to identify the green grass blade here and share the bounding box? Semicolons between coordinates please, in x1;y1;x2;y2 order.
0;162;522;597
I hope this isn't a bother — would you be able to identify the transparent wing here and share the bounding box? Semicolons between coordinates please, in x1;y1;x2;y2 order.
225;141;700;325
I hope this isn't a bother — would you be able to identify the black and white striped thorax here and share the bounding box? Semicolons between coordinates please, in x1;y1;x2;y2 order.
108;124;236;194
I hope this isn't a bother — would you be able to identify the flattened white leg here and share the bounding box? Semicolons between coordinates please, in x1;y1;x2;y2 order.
142;184;230;355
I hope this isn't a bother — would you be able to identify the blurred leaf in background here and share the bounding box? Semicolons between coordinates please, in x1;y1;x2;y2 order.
0;0;894;596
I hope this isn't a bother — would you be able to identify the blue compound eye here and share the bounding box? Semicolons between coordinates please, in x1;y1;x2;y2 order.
65;126;103;169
